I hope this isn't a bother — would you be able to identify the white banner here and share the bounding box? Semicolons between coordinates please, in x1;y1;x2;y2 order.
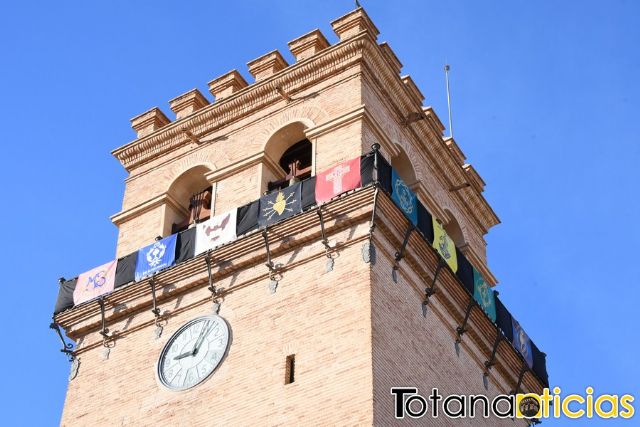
194;209;237;255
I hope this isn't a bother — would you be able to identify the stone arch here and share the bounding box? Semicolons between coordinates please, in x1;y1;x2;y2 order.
257;103;328;143
390;143;417;186
167;165;213;208
261;120;315;192
443;208;468;248
164;149;218;194
164;164;215;235
263;121;313;165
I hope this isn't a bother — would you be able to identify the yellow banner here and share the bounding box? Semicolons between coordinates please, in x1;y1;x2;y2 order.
432;218;458;272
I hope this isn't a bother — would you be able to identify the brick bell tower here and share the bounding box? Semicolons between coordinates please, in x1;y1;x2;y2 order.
53;7;548;426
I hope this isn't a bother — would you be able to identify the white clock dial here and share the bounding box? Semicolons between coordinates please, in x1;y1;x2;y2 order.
157;315;230;391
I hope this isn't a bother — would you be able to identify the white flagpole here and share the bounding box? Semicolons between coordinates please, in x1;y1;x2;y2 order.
444;64;454;138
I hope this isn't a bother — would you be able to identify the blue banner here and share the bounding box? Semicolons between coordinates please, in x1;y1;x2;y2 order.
135;235;177;281
391;168;417;225
512;318;534;368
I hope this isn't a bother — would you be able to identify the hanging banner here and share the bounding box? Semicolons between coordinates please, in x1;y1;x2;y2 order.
195;209;238;255
432;217;458;272
73;260;117;305
236;199;259;235
135;235;177;281
512;318;534;368
54;278;78;314
473;268;496;322
258;182;302;228
391;169;418;225
315;157;361;204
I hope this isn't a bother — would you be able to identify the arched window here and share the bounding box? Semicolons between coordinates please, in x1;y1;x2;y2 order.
263;122;313;192
166;165;213;234
391;147;417;186
444;210;466;248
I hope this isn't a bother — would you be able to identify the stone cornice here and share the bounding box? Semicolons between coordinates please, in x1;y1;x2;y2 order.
111;192;187;227
112;29;498;235
357;55;500;234
56;186;377;338
203;151;280;184
111;33;371;172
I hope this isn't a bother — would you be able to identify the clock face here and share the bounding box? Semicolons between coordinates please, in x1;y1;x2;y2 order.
157;315;230;391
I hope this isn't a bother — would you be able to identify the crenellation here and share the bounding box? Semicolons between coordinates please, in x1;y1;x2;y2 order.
401;74;425;105
378;42;402;74
444;136;467;166
247;49;289;81
331;7;379;42
168;88;209;120
130;107;171;138
288;29;330;62
464;163;486;193
207;69;248;101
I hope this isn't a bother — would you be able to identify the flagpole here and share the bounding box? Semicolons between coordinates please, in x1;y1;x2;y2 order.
444;64;454;138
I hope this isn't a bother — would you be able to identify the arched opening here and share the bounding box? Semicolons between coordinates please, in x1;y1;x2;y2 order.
166;165;213;234
263;122;313;192
444;210;466;248
391;146;417;186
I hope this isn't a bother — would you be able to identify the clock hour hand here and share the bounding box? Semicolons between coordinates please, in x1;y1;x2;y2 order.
173;351;194;360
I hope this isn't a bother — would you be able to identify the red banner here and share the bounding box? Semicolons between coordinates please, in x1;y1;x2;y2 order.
315;157;361;204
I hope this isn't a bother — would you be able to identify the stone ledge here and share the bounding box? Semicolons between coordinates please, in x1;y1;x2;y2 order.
55;186;377;337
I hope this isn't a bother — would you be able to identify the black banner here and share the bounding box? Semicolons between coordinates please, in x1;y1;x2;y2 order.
495;295;514;342
175;226;196;264
236;200;259;235
417;202;434;244
115;251;137;288
301;176;316;210
54;278;77;315
532;340;549;386
258;182;302;228
455;248;474;294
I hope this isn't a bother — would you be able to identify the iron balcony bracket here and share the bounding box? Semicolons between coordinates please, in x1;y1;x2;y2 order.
150;277;161;320
455;300;476;344
511;363;529;395
98;298;112;346
393;225;414;269
423;258;446;308
49;321;74;360
317;208;331;256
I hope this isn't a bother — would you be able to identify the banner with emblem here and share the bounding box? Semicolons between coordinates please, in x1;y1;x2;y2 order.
315;157;361;204
135;234;177;281
73;260;117;305
473;267;496;322
258;182;302;228
391;169;418;225
512;318;534;368
432;217;458;272
194;209;237;255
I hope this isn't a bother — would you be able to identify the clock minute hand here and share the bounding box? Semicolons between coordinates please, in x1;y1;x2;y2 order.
190;321;212;356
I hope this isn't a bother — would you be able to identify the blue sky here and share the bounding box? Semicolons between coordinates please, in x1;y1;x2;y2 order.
1;1;638;425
